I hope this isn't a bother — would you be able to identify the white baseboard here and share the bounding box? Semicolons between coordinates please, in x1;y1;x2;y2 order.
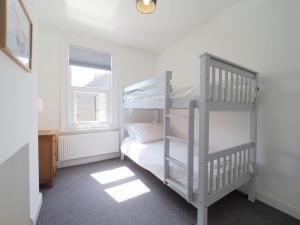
57;152;120;168
256;192;300;221
30;192;43;225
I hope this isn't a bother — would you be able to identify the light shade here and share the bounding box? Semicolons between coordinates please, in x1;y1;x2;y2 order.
136;0;157;14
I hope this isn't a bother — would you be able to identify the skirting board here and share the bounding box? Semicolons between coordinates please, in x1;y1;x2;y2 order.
30;192;43;225
256;191;300;221
240;185;300;220
57;152;120;168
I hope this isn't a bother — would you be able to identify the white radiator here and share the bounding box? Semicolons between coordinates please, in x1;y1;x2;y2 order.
58;131;119;161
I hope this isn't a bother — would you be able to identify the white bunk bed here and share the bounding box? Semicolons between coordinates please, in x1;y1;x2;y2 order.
120;53;259;225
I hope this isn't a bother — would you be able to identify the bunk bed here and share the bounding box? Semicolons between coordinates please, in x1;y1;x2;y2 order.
120;53;259;225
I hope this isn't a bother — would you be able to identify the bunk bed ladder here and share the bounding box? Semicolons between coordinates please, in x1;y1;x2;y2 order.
164;98;196;203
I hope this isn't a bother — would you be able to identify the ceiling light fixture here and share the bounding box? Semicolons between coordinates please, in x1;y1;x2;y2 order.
136;0;157;14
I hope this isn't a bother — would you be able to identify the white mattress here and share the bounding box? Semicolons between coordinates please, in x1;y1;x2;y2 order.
124;83;256;103
124;84;200;103
121;138;253;192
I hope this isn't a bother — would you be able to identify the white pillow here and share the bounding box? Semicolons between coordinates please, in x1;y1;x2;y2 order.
125;123;164;143
125;123;137;139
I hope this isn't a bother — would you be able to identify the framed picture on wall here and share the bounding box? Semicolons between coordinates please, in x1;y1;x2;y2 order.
0;0;33;72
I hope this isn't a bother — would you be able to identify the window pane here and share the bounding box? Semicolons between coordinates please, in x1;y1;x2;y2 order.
95;93;108;122
71;65;111;89
74;92;107;123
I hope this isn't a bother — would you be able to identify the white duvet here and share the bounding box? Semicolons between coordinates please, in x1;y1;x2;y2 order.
121;138;253;193
124;84;200;102
124;83;256;103
121;138;198;186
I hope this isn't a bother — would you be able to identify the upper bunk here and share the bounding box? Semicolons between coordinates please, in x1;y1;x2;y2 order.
122;53;258;111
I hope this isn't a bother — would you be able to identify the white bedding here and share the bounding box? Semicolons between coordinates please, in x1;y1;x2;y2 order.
121;138;253;192
121;138;199;186
124;83;256;103
124;84;200;102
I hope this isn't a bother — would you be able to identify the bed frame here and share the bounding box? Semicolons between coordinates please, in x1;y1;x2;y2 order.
121;53;259;225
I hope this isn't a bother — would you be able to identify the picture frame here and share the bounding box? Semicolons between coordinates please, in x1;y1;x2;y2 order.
0;0;33;72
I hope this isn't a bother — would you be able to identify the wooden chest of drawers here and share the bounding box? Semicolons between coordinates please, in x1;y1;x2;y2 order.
38;131;57;187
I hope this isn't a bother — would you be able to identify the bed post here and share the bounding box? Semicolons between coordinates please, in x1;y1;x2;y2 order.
163;71;172;183
248;74;258;202
197;54;210;225
120;87;125;161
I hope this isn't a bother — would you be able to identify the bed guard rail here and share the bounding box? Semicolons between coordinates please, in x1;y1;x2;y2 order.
206;142;255;205
122;72;172;109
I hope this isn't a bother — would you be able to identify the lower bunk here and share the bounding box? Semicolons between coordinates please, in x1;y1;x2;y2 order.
121;137;255;208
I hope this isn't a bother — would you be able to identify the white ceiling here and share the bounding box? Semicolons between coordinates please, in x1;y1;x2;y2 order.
38;0;240;52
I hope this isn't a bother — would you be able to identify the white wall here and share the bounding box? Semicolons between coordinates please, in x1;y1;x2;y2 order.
0;145;30;225
38;25;157;131
157;0;300;218
0;0;41;224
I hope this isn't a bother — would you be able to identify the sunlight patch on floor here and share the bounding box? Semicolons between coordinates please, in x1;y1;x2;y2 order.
91;166;135;184
104;179;150;203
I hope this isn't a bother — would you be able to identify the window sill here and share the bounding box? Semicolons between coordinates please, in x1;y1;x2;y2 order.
59;126;119;136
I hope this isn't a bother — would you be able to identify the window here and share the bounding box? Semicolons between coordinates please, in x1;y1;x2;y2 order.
68;47;112;128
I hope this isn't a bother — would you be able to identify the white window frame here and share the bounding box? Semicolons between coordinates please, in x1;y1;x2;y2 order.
66;46;113;130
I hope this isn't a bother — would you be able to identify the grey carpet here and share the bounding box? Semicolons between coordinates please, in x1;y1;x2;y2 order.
37;158;300;225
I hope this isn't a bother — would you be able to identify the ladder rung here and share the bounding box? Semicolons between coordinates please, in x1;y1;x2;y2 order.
165;177;187;197
166;135;187;143
166;157;186;169
165;114;188;118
